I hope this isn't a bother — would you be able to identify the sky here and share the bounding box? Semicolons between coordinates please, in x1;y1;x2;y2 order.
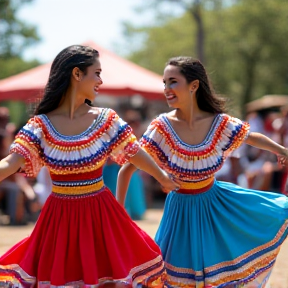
18;0;150;63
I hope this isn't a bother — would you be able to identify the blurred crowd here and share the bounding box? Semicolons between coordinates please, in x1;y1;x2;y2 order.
0;107;51;225
216;108;288;195
1;104;288;226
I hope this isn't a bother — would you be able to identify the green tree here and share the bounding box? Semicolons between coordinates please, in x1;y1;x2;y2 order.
121;0;288;114
123;13;196;73
206;0;288;112
0;0;41;126
153;0;207;63
0;0;40;79
120;1;237;64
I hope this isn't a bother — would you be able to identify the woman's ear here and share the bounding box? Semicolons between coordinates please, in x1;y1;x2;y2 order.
190;80;199;91
71;67;82;81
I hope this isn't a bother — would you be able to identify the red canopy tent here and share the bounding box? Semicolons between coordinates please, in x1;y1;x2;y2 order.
0;41;164;101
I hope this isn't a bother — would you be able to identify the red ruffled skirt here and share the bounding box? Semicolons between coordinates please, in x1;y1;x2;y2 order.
0;188;165;288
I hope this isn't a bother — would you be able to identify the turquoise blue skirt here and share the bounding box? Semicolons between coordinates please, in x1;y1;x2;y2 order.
155;180;288;287
103;162;146;220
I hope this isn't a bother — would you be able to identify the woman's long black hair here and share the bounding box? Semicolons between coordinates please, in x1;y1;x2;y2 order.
166;57;227;114
34;45;99;115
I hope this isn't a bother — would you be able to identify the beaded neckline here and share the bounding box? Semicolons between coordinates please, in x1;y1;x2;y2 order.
39;108;106;139
161;113;222;148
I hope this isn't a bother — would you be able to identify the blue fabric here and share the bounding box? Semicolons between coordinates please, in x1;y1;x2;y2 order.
103;162;146;220
155;180;288;271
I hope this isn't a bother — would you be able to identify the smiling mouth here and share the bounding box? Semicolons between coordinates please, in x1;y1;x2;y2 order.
165;94;176;101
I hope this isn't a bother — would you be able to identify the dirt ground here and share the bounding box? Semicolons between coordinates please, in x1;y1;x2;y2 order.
0;208;287;288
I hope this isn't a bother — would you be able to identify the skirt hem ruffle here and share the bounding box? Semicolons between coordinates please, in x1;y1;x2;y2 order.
163;217;288;287
0;255;166;288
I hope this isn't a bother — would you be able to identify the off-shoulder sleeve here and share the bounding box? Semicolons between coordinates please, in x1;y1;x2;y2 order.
220;114;250;155
9;116;44;177
107;109;140;165
139;118;165;167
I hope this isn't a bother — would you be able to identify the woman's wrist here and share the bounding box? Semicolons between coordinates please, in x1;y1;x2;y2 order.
280;147;288;156
157;169;169;184
277;147;288;166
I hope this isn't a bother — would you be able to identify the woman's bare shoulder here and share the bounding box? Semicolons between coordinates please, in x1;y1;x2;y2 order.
164;110;177;119
88;106;105;117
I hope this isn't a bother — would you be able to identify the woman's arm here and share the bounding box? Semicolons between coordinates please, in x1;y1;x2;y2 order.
245;132;288;166
116;148;179;206
245;132;287;155
14;174;37;200
116;163;137;206
0;153;25;182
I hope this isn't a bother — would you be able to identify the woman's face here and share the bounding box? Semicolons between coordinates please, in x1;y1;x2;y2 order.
78;58;103;102
163;65;190;108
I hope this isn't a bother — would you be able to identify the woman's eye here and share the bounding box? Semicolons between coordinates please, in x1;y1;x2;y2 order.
164;81;177;89
168;82;177;89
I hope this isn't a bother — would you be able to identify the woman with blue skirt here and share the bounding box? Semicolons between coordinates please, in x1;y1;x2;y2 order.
117;56;288;287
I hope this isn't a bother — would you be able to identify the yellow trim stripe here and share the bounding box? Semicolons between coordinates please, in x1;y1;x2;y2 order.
52;180;104;194
180;178;214;189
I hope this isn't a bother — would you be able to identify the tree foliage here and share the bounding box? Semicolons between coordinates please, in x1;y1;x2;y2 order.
0;0;40;79
121;0;288;114
0;57;39;79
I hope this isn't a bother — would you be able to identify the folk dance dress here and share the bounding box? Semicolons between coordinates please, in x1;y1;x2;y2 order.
0;108;166;288
140;113;288;288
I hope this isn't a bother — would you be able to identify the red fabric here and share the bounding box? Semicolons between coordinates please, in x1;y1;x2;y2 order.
0;189;161;286
280;171;288;194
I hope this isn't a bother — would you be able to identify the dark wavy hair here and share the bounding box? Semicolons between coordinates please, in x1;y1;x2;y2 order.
34;45;99;115
166;56;226;113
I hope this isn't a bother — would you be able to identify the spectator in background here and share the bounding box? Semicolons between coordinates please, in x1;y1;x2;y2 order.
103;109;146;220
239;110;287;193
279;105;288;147
33;166;52;208
0;107;40;225
215;149;243;184
276;105;288;195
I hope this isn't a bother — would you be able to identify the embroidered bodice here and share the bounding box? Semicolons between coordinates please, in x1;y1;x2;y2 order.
10;108;139;195
140;113;250;190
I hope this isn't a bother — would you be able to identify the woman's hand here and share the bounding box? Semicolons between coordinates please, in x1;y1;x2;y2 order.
246;132;288;168
277;147;288;167
158;171;180;193
128;148;180;193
